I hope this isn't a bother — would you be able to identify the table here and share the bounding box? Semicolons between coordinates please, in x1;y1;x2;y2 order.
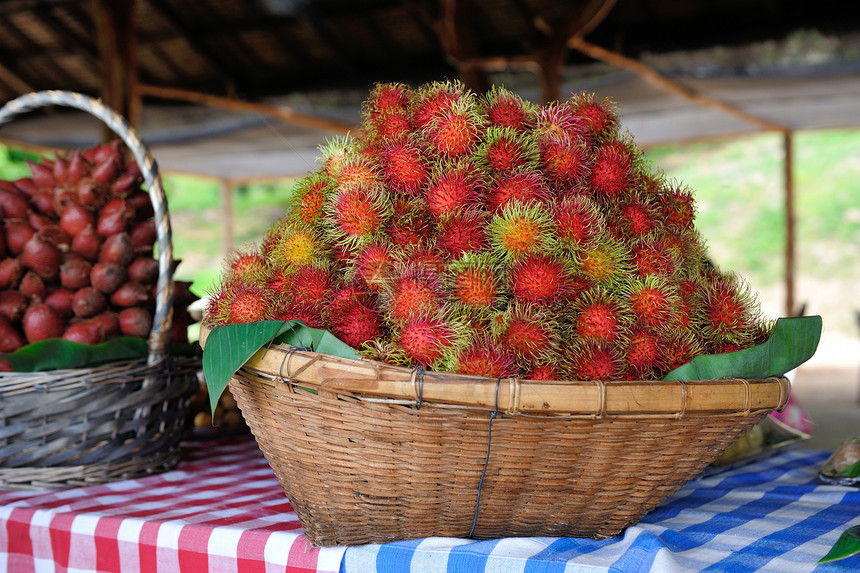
1;435;858;572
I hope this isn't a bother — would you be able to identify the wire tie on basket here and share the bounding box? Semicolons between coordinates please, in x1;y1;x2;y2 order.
410;365;425;410
468;377;501;539
592;379;607;420
741;378;752;416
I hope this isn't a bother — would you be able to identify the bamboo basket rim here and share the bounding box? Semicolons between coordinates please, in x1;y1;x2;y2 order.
199;322;790;418
0;90;175;365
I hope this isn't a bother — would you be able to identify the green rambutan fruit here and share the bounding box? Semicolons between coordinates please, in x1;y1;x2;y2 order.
353;241;395;291
411;80;465;131
578;237;629;286
288;172;331;226
486;170;550;213
475;126;538;174
480;86;534;131
385;196;435;248
622;327;665;378
537;132;590;187
379;263;444;323
324;182;390;248
425;158;485;219
425;97;484;158
447;333;517;378
445;252;503;311
571;288;628;344
436;207;489;259
589;136;639;203
264;220;325;271
622;275;682;329
507;252;569;306
381;136;429;195
396;312;464;368
492;303;558;362
318;136;353;179
569;92;619;140
552;194;605;251
563;340;626;382
488;200;555;260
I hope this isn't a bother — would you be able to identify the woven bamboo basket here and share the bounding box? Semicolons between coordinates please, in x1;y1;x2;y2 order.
198;324;790;546
0;91;199;490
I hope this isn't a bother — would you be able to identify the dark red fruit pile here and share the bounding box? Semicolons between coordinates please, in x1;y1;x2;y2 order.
0;141;196;364
207;82;772;382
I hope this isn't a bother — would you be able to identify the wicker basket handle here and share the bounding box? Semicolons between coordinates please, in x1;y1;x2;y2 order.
0;91;174;364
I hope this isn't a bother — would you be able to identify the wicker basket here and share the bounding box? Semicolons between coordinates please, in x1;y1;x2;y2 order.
198;325;790;546
0;91;199;490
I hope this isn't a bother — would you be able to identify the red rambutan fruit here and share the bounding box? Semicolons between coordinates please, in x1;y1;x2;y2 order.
493;303;558;362
564;340;625;382
662;331;703;372
411;81;463;131
697;272;759;343
289;173;330;226
335;155;379;191
612;197;658;238
481;86;534;131
436;208;488;259
589;137;638;202
381;137;429;195
395;243;448;276
572;289;626;344
450;334;517;378
623;275;682;329
487;170;550;213
425;159;484;219
396;313;461;368
622;327;665;378
425;98;484;158
445;253;502;310
552;195;605;251
385;197;435;248
354;242;395;291
538;132;589;186
508;253;568;306
569;92;619;140
323;283;383;348
535;102;587;139
380;264;443;323
661;184;696;230
475;126;538;173
526;362;560;380
325;183;389;247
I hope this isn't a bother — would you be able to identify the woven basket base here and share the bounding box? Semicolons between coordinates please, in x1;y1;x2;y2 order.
0;448;182;491
229;371;769;547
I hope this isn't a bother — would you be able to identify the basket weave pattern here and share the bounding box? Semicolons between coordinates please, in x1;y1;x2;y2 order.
0;91;198;490
213;334;789;547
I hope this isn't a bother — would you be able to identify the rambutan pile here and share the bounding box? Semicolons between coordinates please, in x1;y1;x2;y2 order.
0;141;198;362
207;81;773;381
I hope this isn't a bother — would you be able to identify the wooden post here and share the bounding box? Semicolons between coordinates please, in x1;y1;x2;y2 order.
784;131;796;316
220;179;234;255
91;0;140;134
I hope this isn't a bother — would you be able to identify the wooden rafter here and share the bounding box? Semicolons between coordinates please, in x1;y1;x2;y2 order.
137;83;354;135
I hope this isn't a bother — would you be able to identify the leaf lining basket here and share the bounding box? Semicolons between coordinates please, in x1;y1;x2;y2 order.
0;91;198;490
198;325;790;547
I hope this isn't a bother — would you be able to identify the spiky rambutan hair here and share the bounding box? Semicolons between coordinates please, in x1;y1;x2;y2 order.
444;332;518;378
288;172;331;226
620;274;683;330
552;194;605;252
223;246;268;283
491;302;559;362
424;96;485;158
425;157;485;219
474;126;539;174
444;251;504;311
486;169;550;213
323;182;391;250
378;262;445;324
480;85;535;131
569;92;619;140
569;287;630;345
263;219;326;271
487;199;556;260
411;80;466;131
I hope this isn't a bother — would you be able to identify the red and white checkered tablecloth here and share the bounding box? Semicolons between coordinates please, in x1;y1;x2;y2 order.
0;436;347;573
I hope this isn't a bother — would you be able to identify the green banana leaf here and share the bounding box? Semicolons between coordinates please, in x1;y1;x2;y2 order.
0;337;149;372
202;320;359;415
819;525;860;564
662;316;822;381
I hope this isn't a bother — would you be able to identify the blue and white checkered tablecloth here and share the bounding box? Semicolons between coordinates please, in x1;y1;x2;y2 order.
341;449;860;572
